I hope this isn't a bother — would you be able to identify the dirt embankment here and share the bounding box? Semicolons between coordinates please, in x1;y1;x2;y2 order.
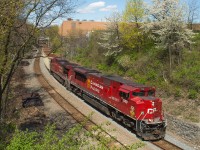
6;59;77;133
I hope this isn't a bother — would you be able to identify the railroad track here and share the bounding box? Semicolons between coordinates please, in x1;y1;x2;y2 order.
34;56;128;149
34;54;184;150
152;140;183;150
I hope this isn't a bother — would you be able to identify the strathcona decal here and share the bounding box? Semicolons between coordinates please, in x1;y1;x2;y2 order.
130;106;135;118
87;79;91;88
88;80;103;93
90;86;100;93
90;80;103;89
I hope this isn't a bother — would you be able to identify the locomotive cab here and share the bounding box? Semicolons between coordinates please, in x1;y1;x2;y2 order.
130;88;166;140
118;85;166;140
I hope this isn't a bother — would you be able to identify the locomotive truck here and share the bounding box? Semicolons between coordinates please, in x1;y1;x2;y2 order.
50;57;166;140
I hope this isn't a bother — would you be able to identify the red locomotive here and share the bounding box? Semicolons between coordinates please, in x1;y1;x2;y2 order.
50;57;166;140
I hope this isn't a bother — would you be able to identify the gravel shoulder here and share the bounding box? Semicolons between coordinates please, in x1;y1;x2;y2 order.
21;58;77;132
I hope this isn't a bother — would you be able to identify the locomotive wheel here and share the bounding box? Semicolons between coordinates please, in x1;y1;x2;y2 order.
111;111;117;120
62;80;65;86
64;80;71;91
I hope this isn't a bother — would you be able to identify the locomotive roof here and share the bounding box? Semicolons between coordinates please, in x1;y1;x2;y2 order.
56;58;69;66
73;66;100;74
103;75;147;88
64;63;79;68
89;72;103;77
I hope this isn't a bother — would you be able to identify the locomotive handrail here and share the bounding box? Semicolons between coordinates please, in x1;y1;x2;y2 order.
139;112;148;131
164;119;167;127
163;111;167;127
136;111;144;131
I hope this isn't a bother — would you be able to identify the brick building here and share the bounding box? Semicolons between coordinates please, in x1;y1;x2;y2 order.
59;18;108;36
191;24;200;31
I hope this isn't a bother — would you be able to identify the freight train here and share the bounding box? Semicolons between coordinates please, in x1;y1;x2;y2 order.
49;57;166;140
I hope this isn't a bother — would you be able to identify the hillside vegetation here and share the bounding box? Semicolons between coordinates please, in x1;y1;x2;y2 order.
49;0;200;123
68;31;200;123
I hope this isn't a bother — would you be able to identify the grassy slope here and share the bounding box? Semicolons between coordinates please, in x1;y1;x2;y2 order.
72;32;200;123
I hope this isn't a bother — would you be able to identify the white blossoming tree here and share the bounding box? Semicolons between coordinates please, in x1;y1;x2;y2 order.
98;12;122;57
143;0;194;75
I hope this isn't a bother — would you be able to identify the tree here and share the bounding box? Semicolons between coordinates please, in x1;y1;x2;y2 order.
98;12;122;57
123;0;144;27
143;0;194;76
0;0;77;120
120;0;145;51
187;0;200;30
44;26;63;52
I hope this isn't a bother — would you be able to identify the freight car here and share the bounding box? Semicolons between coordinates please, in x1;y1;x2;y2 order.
50;57;166;140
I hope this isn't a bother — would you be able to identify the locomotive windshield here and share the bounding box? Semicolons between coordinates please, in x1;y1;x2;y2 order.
132;91;145;96
119;91;129;100
132;90;155;97
148;90;155;96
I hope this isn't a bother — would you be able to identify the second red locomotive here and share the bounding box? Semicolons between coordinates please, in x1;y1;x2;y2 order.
50;57;166;140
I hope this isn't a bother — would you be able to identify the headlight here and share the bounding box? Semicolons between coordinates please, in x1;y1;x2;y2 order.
148;119;153;122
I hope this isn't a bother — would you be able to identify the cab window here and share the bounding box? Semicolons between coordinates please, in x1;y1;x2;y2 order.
119;91;129;100
75;72;87;83
63;67;68;75
148;90;155;96
132;91;145;96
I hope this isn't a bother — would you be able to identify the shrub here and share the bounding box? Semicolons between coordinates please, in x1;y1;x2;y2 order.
6;122;144;150
0;123;15;149
117;55;133;70
97;64;109;72
174;87;182;98
188;89;198;99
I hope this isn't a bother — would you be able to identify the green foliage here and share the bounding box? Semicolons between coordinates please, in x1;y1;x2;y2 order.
7;124;89;150
45;26;63;53
174;87;182;98
120;0;145;51
119;23;140;50
188;89;198;99
171;50;200;92
0;123;15;149
143;0;194;75
123;0;144;23
6;122;144;150
127;141;145;149
97;64;109;72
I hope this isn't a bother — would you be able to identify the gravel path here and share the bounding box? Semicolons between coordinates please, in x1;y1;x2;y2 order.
23;58;77;131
